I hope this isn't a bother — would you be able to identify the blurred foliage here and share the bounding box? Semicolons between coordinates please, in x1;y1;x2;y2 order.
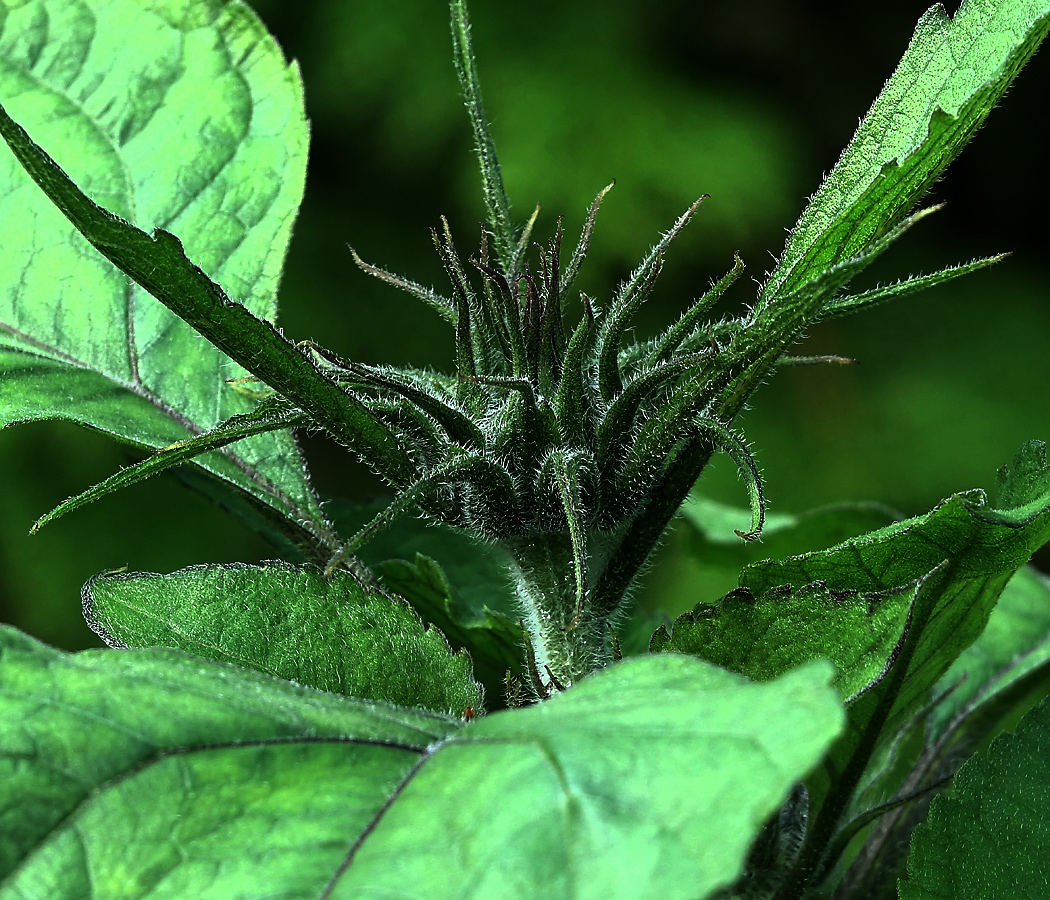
1;0;1047;647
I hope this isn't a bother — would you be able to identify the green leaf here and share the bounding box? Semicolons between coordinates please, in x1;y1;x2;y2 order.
0;0;340;543
327;498;526;704
376;554;525;704
0;629;842;899
761;0;1050;305
31;396;306;533
660;442;1050;726
837;566;1050;898
82;562;482;716
655;442;1050;894
0;625;460;896
899;693;1050;899
330;655;844;900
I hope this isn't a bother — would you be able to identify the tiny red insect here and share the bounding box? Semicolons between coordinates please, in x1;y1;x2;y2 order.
462;707;476;721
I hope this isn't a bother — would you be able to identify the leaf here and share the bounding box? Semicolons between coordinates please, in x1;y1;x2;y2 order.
0;626;460;896
0;1;343;545
329;655;844;900
31;396;306;532
761;0;1050;306
0;628;842;899
652;442;1050;888
82;561;482;716
379;553;525;702
835;566;1050;899
328;498;526;702
660;442;1050;726
899;694;1050;899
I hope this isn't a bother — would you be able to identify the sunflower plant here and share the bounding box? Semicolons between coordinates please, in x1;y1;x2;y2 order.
1;1;1050;898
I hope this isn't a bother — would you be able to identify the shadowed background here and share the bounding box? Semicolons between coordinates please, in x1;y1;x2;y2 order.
2;0;1047;649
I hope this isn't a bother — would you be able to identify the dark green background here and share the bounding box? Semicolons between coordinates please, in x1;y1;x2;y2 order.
2;0;1048;649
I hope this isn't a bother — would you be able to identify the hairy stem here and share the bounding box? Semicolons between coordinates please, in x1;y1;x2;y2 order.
504;532;610;688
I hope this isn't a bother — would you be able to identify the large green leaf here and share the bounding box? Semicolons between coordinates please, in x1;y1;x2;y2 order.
930;564;1050;741
0;0;346;547
833;565;1050;900
899;693;1050;899
82;561;482;715
0;628;842;899
0;626;459;897
761;0;1050;306
376;554;525;706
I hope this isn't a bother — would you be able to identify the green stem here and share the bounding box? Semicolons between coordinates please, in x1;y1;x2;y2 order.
503;532;610;688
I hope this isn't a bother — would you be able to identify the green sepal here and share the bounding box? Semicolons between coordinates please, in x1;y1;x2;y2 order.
449;0;516;272
560;182;615;309
596;351;712;476
596;196;706;400
31;397;305;533
818;253;1007;322
348;244;457;325
337;362;486;452
649;252;745;365
554;295;598;448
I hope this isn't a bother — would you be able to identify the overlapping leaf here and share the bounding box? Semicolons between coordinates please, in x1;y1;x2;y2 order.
0;0;338;547
656;442;1050;725
329;498;525;700
642;495;899;617
0;629;843;900
0;626;458;897
83;561;482;715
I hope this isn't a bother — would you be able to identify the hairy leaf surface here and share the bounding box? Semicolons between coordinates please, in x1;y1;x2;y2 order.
0;626;458;897
329;655;843;900
83;562;482;715
762;0;1050;305
655;442;1050;726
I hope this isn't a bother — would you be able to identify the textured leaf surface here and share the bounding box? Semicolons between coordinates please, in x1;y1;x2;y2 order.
83;561;482;715
328;656;844;900
762;0;1050;304
0;626;459;898
329;498;526;700
899;694;1050;899
0;630;842;900
0;0;332;539
656;443;1050;730
377;554;525;704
